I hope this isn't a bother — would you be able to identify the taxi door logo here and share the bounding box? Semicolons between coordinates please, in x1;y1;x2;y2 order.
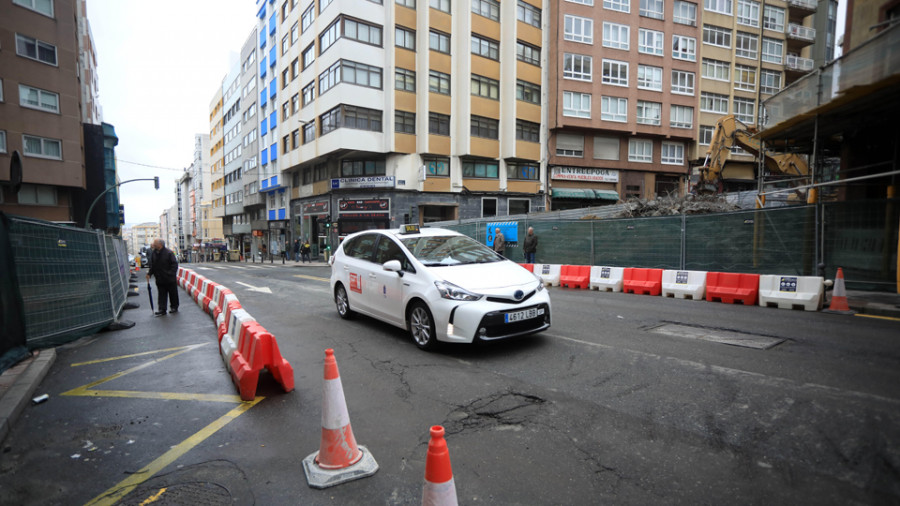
350;272;363;293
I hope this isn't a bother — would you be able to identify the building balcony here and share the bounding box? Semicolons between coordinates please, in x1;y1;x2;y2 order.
786;23;816;51
243;192;265;207
786;0;816;17
232;223;252;235
785;54;816;72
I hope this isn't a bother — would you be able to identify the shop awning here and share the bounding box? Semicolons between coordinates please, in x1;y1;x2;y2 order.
551;188;620;200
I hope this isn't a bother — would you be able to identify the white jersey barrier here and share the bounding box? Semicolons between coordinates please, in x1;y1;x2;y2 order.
589;266;625;292
758;275;824;311
535;264;562;287
662;270;708;300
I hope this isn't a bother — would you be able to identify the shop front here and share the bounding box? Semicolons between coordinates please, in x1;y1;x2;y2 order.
550;166;620;210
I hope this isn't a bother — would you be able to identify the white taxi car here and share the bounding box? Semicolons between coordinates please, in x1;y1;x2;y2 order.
329;225;551;350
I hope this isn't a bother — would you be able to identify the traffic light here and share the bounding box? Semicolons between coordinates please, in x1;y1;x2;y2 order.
154;176;159;189
325;215;331;229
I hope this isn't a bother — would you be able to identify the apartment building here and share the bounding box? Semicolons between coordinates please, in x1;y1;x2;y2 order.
208;86;225;239
177;134;211;259
235;27;261;259
549;0;700;208
1;0;90;222
221;59;244;251
255;0;548;255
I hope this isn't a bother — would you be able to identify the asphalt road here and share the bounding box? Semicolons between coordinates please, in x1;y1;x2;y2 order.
1;261;898;505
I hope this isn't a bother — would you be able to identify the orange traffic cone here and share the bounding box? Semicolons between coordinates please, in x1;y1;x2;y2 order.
302;348;378;488
422;425;458;506
823;267;856;314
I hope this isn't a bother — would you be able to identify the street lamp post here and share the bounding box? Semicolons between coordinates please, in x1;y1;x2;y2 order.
84;177;159;229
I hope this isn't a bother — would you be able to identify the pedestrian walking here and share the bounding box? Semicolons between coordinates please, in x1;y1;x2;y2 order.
293;239;300;262
493;227;506;258
146;238;179;317
300;238;312;263
523;226;538;264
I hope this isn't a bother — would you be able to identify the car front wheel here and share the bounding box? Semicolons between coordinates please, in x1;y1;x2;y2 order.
408;301;436;350
335;284;353;319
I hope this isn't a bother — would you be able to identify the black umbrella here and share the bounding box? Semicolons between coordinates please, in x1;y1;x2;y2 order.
147;281;154;314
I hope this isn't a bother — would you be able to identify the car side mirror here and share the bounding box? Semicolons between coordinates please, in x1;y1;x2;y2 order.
383;259;403;277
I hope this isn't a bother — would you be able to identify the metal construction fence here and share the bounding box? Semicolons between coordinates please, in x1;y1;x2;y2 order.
433;199;899;292
0;213;130;355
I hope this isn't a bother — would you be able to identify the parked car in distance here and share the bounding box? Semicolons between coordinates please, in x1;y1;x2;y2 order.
329;225;551;350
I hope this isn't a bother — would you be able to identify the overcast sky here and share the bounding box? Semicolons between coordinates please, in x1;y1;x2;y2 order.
88;0;257;225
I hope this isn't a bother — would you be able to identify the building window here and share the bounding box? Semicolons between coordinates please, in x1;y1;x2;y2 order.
670;105;693;129
470;115;499;139
640;0;664;19
565;15;594;44
733;97;755;124
602;22;629;50
291;129;300;149
291;93;300;114
703;24;732;48
302;43;315;69
320;0;333;12
342;60;383;88
303;121;316;143
473;0;500;21
516;41;540;66
671;70;695;95
430;0;450;12
705;0;732;15
18;84;59;113
282;33;290;55
638;29;664;56
762;37;783;64
341;159;386;177
555;133;584;157
482;198;498;217
637;101;661;125
601;60;628;87
0;79;4;102
314;163;329;181
463;159;499;178
13;0;54;17
700;92;729;113
601;96;627;122
661;142;684;165
429;30;450;53
302;81;315;106
472;35;500;60
291;57;300;80
563;91;591;118
763;5;785;31
282;68;290;89
344;18;383;46
760;69;782;95
22;134;61;159
637;65;663;91
301;3;315;31
17;184;56;205
396;0;416;7
568;0;593;4
516;1;540;26
429;112;450;136
702;58;731;81
395;110;415;133
516;120;540;143
282;100;290;121
508;164;538;183
628;139;653;163
320;18;340;53
603;0;629;13
15;34;57;66
699;125;714;145
672;35;696;61
395;27;416;50
320;104;383;135
429;70;451;94
563;53;592;81
0;131;6;153
282;135;290;154
395;68;416;92
735;32;759;59
594;136;619;160
424;157;450;176
734;64;757;91
673;1;697;25
471;74;499;100
737;0;760;27
516;80;540;104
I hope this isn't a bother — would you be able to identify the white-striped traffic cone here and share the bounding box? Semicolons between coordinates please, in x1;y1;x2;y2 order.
422;425;458;506
302;348;378;488
823;267;856;314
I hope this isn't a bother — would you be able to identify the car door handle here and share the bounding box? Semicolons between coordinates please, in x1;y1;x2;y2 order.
368;273;377;279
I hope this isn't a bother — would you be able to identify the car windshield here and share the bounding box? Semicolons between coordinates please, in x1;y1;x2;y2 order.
400;235;502;266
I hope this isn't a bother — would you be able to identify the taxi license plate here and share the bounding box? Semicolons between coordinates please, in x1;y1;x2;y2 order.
504;307;544;323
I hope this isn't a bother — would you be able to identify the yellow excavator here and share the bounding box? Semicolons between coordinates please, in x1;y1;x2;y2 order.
692;115;810;195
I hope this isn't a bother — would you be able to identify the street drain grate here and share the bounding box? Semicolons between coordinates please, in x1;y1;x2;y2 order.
650;323;785;350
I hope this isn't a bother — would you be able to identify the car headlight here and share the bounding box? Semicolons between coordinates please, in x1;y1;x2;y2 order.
533;273;545;292
434;280;483;301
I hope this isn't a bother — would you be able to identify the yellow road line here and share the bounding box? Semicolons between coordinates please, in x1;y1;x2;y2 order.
84;398;263;506
855;313;900;322
71;345;206;367
139;488;166;505
293;274;330;282
64;389;245;403
61;344;207;395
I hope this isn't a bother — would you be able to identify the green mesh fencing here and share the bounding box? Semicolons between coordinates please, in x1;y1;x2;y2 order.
7;216;128;349
434;199;898;291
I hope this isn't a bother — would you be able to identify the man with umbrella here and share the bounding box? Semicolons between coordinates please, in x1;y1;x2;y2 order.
146;238;179;317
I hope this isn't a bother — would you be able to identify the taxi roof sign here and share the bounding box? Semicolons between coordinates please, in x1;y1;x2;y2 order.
400;224;420;234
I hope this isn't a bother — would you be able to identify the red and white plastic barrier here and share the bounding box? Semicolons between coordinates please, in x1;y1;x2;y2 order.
758;275;824;311
662;270;707;300
589;266;624;292
535;264;562;287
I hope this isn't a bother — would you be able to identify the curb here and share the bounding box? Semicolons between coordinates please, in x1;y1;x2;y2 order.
0;348;56;444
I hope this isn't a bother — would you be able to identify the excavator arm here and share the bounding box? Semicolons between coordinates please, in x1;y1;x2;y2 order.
692;115;809;194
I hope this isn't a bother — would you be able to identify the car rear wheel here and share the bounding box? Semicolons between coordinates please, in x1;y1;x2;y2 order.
408;301;436;351
335;284;353;319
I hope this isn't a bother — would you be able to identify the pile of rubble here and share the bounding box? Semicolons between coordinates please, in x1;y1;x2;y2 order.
598;195;741;219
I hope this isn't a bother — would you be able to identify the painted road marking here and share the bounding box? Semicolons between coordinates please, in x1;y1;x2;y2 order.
855;313;900;322
62;344;265;505
294;274;330;282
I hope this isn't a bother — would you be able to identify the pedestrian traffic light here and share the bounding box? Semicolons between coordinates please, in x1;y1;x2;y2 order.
154;176;159;189
325;215;331;228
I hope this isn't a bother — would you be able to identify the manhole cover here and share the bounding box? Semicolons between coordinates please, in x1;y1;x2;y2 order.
650;323;785;350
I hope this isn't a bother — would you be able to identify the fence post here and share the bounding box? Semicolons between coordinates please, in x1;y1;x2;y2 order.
98;231;118;321
680;213;687;270
590;221;595;266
